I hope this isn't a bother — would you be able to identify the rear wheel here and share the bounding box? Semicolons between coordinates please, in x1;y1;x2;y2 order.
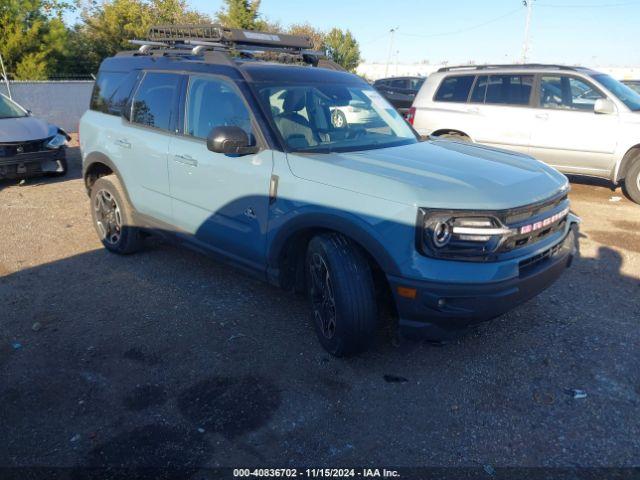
90;175;143;254
622;159;640;205
306;233;378;356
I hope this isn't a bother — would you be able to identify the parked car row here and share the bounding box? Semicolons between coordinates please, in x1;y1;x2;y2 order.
78;26;579;356
406;65;640;204
373;76;426;114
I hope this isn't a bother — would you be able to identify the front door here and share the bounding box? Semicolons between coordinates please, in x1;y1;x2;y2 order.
529;74;619;176
168;75;273;269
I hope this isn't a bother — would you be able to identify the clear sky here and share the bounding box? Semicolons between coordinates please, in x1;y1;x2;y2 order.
183;0;640;66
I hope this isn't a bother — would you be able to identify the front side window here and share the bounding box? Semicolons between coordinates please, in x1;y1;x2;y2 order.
186;76;253;140
540;75;604;111
131;72;182;130
485;75;533;106
592;74;640;111
0;95;27;119
434;76;474;103
259;83;417;153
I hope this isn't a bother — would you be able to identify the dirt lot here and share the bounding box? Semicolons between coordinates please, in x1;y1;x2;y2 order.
1;140;639;474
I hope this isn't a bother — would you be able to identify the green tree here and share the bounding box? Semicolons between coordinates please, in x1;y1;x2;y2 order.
288;23;325;51
0;0;70;79
76;0;211;74
215;0;266;30
324;28;361;72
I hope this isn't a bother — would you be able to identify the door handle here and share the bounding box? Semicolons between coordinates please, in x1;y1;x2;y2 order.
173;154;198;167
536;113;549;120
467;107;480;114
115;139;131;149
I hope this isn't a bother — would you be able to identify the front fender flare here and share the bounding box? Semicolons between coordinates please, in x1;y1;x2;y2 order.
267;209;403;276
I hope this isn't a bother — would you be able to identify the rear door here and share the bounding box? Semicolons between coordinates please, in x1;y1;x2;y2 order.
529;74;619;176
468;73;535;155
120;71;183;223
167;74;273;269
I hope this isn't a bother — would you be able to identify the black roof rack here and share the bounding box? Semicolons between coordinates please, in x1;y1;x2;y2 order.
121;24;347;70
437;64;579;73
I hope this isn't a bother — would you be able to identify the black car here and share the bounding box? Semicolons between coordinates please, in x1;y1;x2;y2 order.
373;76;426;113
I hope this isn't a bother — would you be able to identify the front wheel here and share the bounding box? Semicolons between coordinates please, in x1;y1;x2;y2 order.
622;159;640;205
306;233;378;356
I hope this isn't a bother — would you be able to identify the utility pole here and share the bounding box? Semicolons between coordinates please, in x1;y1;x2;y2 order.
385;27;398;77
521;0;534;63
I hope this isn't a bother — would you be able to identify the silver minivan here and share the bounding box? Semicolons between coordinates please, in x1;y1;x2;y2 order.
409;65;640;204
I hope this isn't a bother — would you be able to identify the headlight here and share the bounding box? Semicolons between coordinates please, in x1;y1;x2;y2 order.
46;133;67;149
419;210;514;260
418;201;572;261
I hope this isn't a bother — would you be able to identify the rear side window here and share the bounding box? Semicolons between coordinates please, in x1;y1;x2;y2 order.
390;78;408;89
434;76;474;103
90;72;126;113
485;75;534;106
131;72;182;131
409;78;425;90
90;71;140;116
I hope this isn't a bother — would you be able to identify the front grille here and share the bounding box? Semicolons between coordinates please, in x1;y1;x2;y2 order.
499;194;570;252
0;138;51;157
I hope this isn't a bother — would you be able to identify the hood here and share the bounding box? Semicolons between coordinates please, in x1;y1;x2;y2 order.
0;116;56;143
287;140;569;210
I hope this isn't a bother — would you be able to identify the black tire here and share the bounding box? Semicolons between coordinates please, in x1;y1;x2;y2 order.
45;157;68;177
89;175;144;254
622;159;640;205
306;233;378;356
331;110;348;129
436;132;471;143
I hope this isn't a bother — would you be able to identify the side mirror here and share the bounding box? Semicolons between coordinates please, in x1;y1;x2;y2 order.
206;126;258;155
594;98;616;115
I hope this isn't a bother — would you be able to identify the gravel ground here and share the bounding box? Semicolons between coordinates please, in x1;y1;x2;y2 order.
1;139;639;474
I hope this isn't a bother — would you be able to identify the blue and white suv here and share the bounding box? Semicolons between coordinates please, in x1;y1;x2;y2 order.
79;26;579;356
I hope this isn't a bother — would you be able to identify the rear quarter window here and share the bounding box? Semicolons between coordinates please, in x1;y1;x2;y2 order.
434;75;475;103
90;70;140;116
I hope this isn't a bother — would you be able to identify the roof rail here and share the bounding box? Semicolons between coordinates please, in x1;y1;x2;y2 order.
125;24;337;69
437;64;579;73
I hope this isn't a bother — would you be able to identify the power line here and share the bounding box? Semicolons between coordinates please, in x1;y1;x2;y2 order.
397;7;524;39
537;0;640;7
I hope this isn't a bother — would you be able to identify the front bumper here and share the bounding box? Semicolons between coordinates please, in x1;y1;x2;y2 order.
0;148;66;179
388;224;578;340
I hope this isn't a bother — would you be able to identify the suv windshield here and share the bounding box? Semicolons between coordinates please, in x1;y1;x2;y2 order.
0;95;27;119
592;74;640;111
258;83;417;153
